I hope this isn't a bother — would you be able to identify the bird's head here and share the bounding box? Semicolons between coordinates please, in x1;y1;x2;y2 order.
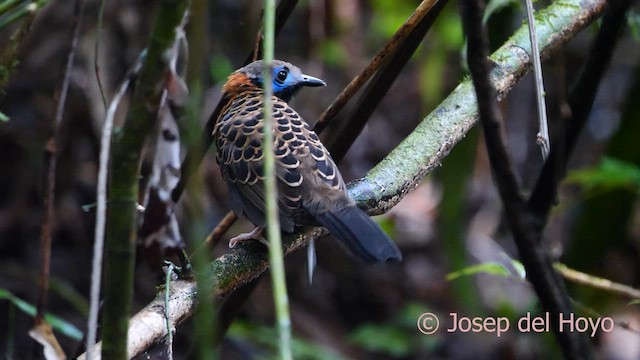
224;60;326;102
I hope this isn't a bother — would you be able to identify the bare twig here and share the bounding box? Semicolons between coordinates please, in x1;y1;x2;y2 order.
459;0;593;358
94;0;107;110
163;262;179;360
524;0;550;160
556;263;640;300
202;211;238;251
35;0;86;322
528;0;633;221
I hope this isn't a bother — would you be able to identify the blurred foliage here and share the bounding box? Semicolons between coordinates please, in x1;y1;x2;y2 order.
369;0;465;110
209;54;234;85
376;215;397;240
0;0;48;30
565;66;640;313
567;157;640;195
228;320;345;360
627;9;640;39
369;0;417;39
349;324;412;357
320;39;347;68
348;303;439;358
436;129;482;314
446;257;526;281
419;2;463;110
0;288;83;341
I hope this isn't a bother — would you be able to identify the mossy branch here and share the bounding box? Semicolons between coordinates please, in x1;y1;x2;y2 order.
100;1;188;359
80;0;608;358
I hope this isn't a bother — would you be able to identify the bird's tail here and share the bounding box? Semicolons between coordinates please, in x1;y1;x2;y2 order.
313;205;402;263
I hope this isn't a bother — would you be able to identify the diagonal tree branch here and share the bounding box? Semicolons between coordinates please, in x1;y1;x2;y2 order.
80;0;608;358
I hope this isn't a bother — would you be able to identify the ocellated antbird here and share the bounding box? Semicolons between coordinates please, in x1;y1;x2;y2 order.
213;60;402;267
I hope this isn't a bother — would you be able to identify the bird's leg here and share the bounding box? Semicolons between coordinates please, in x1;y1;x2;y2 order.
229;226;268;248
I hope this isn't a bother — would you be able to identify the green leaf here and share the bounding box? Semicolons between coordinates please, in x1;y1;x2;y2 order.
566;157;640;193
447;262;512;281
0;111;9;122
0;288;83;340
509;258;526;279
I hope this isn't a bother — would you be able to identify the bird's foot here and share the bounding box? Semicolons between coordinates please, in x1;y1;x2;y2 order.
229;227;268;248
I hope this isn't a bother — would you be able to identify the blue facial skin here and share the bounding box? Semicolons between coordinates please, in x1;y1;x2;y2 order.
253;65;326;102
272;66;294;95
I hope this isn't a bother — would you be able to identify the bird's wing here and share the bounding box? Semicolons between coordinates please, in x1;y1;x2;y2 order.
216;91;340;232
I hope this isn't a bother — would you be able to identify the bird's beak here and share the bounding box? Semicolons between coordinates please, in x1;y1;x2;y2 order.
301;74;326;87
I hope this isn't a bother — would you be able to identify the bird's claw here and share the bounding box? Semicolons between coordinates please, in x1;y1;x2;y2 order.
229;227;268;248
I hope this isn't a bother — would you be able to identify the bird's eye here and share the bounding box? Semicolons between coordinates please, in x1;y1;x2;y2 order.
276;69;288;83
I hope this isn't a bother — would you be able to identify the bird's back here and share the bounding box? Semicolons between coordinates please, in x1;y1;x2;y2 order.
214;86;347;233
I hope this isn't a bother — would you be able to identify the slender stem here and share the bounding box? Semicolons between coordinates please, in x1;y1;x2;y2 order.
36;0;86;321
555;263;640;300
86;52;144;360
94;0;107;110
262;0;292;358
0;0;47;30
524;0;550;160
101;1;187;358
164;263;177;359
0;0;22;16
202;211;237;251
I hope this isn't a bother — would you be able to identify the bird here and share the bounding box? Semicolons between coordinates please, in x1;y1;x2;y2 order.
213;59;402;266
